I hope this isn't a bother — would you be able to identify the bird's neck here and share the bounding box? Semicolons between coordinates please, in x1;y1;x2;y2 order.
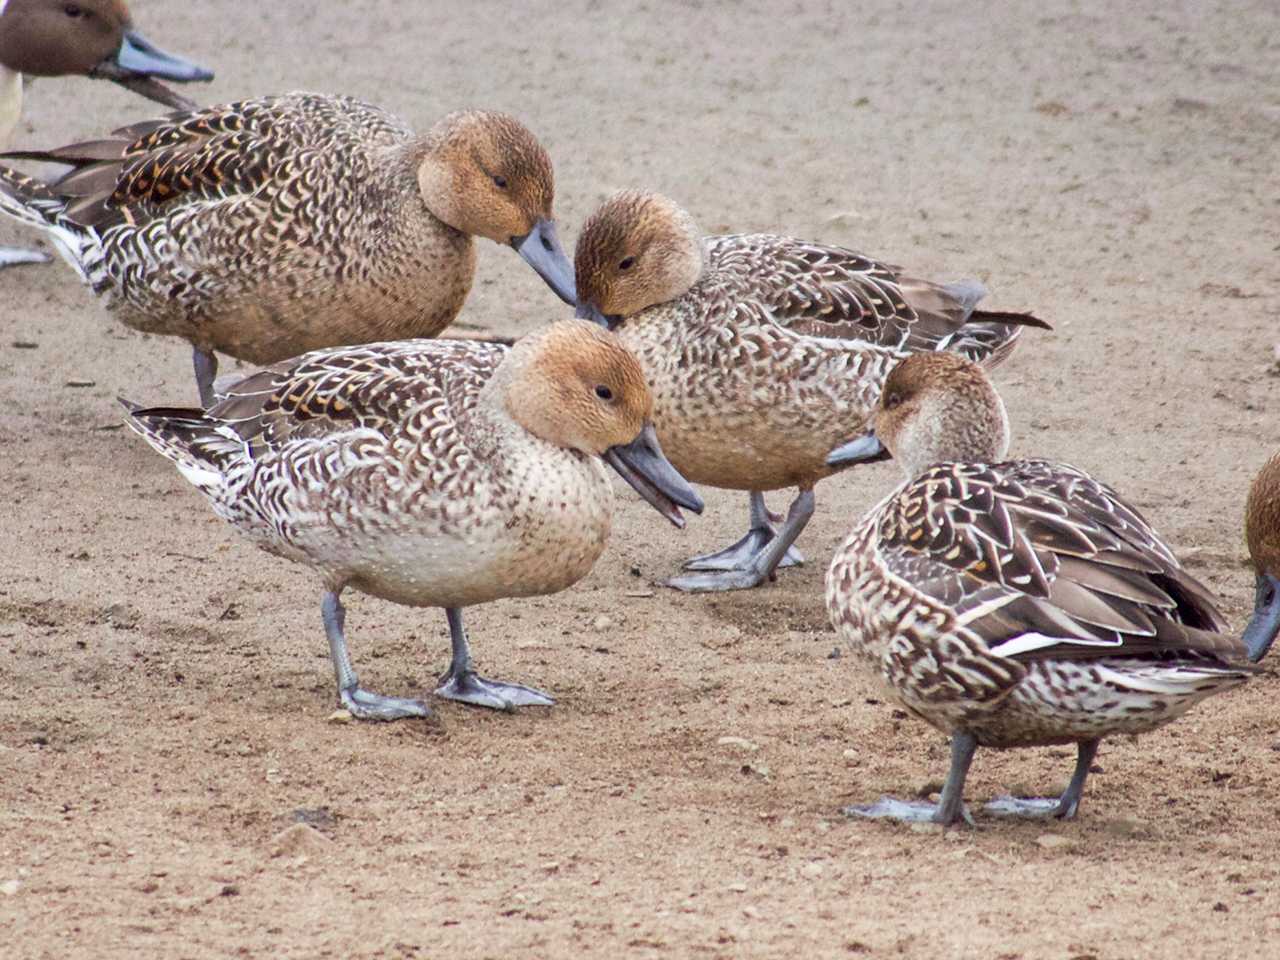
0;65;20;148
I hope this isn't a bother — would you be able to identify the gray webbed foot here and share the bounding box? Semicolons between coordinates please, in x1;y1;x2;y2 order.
985;795;1074;819
842;796;976;826
436;670;555;710
339;685;431;721
682;528;804;572
0;245;51;268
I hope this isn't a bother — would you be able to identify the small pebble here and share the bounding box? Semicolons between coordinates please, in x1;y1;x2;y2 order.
727;882;748;893
800;861;825;879
910;822;945;835
717;736;759;751
592;615;613;631
1035;833;1075;850
624;590;655;598
269;823;331;859
326;710;353;724
0;880;19;896
65;379;96;388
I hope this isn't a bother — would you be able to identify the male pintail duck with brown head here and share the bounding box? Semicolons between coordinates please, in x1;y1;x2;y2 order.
0;0;211;265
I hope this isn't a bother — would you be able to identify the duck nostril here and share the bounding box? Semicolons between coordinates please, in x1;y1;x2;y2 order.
541;234;553;252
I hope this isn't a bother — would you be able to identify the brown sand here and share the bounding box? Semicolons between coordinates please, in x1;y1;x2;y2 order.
2;1;1278;956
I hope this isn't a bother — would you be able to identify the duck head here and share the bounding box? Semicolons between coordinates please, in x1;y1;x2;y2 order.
501;319;704;527
573;190;706;329
1244;453;1280;663
0;0;213;108
826;352;1010;478
416;110;575;305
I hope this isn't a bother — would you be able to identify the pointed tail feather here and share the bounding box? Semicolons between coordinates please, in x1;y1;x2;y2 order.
121;399;247;493
0;165;64;231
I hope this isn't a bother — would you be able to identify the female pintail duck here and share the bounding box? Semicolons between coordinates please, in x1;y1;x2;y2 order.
573;190;1050;593
824;352;1256;825
0;0;211;266
124;319;703;720
0;94;576;405
1244;452;1280;662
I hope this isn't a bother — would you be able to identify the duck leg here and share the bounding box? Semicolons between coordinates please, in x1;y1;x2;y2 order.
323;590;430;721
681;492;805;572
666;488;814;592
434;607;555;710
843;732;978;826
0;245;50;268
193;347;218;408
985;737;1100;820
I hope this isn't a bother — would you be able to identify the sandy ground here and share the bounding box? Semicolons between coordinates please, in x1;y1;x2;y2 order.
1;0;1278;956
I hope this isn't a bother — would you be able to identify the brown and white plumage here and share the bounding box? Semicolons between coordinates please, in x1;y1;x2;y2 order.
0;93;575;402
825;351;1254;824
124;320;702;720
573;190;1050;592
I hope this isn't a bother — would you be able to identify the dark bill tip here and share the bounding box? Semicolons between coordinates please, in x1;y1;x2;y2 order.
825;430;890;468
574;301;618;330
603;423;703;528
1243;572;1280;663
513;218;576;306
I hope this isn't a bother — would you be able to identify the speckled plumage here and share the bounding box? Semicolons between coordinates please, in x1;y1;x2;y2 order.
576;200;1047;495
0;94;568;397
126;335;616;609
828;458;1247;747
122;320;696;719
824;352;1254;822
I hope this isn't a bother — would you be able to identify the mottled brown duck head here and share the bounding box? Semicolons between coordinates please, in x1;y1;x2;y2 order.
1244;452;1280;662
500;319;703;527
573;190;706;329
0;0;212;107
826;352;1010;479
416;110;575;305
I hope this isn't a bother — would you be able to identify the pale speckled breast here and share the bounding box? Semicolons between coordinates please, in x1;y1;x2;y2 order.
225;418;614;610
614;301;887;492
103;145;476;364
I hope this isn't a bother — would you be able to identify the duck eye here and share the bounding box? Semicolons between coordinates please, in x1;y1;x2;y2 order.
492;175;508;189
64;3;85;16
595;385;614;401
884;392;902;409
618;256;635;271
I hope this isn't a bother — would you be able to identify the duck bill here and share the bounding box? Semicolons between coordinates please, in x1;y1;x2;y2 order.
513;218;576;305
94;29;214;109
603;424;704;528
574;301;620;331
1243;573;1280;663
825;430;891;467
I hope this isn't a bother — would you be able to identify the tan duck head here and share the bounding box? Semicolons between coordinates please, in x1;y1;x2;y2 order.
572;189;706;328
418;110;576;304
1245;453;1280;662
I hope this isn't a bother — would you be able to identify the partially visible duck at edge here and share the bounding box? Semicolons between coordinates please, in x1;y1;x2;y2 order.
0;95;575;405
824;352;1258;826
124;319;703;721
0;0;211;267
573;190;1050;593
1244;452;1280;662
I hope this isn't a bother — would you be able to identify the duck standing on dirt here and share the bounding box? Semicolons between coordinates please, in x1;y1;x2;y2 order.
1244;452;1280;662
0;0;212;266
124;320;703;721
573;190;1050;593
0;96;576;404
824;352;1257;825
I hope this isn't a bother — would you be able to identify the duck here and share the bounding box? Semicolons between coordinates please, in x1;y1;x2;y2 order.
572;190;1050;592
0;94;576;405
123;319;704;721
1244;452;1280;662
0;0;212;267
824;351;1256;825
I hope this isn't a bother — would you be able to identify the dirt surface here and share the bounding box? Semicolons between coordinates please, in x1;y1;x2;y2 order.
2;1;1278;957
